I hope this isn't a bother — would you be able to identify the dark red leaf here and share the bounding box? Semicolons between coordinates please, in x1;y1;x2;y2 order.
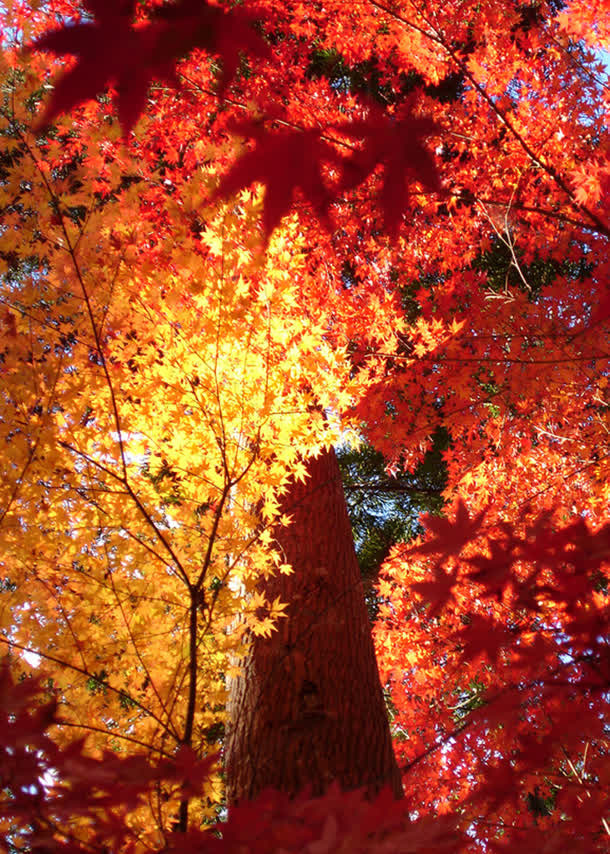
30;7;175;133
212;124;341;240
410;564;460;615
29;0;269;133
156;0;270;95
337;103;444;237
411;499;488;558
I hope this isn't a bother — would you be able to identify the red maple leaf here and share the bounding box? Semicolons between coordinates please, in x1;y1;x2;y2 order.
337;103;444;237
410;563;460;615
157;0;270;97
453;616;515;665
411;499;488;558
465;536;518;593
30;0;163;133
212;124;342;240
29;0;268;133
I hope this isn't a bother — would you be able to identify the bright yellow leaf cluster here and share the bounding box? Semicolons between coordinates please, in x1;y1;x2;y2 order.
0;58;365;836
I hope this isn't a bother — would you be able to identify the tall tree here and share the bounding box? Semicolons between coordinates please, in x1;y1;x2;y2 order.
226;447;403;804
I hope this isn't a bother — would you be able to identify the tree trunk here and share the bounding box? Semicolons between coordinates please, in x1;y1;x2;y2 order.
226;447;403;803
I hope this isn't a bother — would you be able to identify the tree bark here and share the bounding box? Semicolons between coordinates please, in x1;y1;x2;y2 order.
226;447;403;803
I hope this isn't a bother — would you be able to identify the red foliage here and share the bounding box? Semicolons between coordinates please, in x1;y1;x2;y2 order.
0;662;216;851
376;505;609;850
1;663;464;852
211;124;341;240
27;0;443;236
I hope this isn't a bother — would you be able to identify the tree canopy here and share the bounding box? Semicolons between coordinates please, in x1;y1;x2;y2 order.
0;0;609;851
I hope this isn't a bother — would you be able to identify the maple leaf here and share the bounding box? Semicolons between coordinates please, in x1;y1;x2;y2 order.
410;564;460;616
30;0;164;133
411;499;488;558
453;616;515;665
29;0;269;133
193;782;463;853
156;0;270;96
465;536;518;593
213;124;341;240
337;104;444;237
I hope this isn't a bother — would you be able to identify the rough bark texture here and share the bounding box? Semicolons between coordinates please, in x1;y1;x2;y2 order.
226;447;403;803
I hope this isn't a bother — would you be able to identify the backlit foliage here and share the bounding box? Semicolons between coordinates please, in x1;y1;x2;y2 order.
0;40;366;840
